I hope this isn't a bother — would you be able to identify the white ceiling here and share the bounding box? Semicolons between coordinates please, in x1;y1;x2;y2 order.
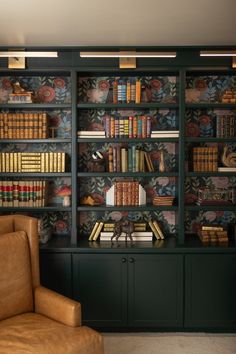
0;0;235;47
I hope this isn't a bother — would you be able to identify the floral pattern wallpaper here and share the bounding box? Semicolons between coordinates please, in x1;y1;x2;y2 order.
0;76;71;104
185;176;236;234
78;76;177;104
185;75;236;103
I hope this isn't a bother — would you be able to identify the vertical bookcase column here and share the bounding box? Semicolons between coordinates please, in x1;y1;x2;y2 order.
178;69;186;244
71;70;78;244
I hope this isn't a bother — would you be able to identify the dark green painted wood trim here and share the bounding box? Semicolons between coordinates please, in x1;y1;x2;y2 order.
71;70;78;244
178;69;186;244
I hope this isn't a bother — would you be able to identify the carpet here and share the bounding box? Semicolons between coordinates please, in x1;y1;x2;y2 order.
103;332;236;354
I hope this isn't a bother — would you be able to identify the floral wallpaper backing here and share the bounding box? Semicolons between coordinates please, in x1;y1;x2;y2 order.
185;75;236;103
0;76;72;236
0;76;71;104
78;76;177;104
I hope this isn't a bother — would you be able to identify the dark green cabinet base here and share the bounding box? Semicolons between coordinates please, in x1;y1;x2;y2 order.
40;252;72;298
40;250;236;331
185;254;236;329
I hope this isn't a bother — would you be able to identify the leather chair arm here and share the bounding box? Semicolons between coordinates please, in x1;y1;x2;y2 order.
35;286;81;327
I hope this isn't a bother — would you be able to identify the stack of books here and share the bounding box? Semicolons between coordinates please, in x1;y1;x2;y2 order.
151;130;179;138
88;219;164;242
216;115;236;138
0;152;66;173
198;225;228;244
113;79;141;104
106;179;146;206
77;130;105;138
192;146;218;171
218;167;236;172
196;187;235;206
0;112;48;139
0;180;47;207
220;89;236;104
108;145;154;173
153;196;175;206
104;116;151;138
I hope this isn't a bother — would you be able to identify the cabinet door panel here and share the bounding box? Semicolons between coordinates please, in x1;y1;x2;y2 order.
73;254;127;327
128;254;183;327
185;254;236;328
40;252;72;298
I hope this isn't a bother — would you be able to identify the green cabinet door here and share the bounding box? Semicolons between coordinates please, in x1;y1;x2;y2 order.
73;254;128;328
185;254;236;329
40;252;72;298
128;254;183;328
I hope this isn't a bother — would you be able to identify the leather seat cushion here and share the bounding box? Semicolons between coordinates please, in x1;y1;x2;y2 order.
0;313;103;354
0;232;33;320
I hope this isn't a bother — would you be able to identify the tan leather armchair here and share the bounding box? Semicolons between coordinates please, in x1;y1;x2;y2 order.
0;215;104;354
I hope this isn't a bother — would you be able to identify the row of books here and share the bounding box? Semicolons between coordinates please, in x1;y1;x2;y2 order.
0;180;47;207
108;146;154;173
113;79;141;104
106;180;146;206
192;146;218;172
89;219;164;241
0;112;48;139
197;225;228;243
104;116;151;138
0;152;66;173
216;115;236;138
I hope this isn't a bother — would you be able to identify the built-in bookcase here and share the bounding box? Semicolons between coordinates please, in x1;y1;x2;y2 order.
0;57;235;246
0;71;72;238
77;72;181;240
184;71;236;241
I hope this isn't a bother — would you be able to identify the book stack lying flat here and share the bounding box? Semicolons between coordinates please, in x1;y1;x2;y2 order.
151;130;179;138
77;131;105;138
218;167;236;172
197;225;228;244
153;196;175;206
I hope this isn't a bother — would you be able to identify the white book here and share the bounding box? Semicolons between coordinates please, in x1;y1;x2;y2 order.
151;133;179;138
100;231;153;237
100;232;153;242
77;135;106;138
100;236;153;241
77;130;105;135
151;130;179;134
218;167;236;172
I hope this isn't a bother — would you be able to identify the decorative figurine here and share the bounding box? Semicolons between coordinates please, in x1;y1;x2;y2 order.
222;146;236;167
111;219;134;242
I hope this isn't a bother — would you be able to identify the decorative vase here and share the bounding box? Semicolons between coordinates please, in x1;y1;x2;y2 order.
159;150;165;172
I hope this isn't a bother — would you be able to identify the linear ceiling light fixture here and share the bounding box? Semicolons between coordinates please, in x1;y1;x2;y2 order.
200;50;236;68
0;51;58;58
0;50;58;69
80;51;176;58
200;50;236;57
80;50;176;69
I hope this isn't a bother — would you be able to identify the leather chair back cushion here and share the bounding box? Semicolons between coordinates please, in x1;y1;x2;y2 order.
0;231;33;321
0;216;14;235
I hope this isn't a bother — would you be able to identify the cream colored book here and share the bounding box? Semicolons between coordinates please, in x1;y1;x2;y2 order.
153;220;165;240
93;222;104;241
148;220;161;240
88;221;100;241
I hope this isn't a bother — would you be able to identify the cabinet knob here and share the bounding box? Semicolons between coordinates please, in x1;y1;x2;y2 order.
121;258;127;263
129;258;134;263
